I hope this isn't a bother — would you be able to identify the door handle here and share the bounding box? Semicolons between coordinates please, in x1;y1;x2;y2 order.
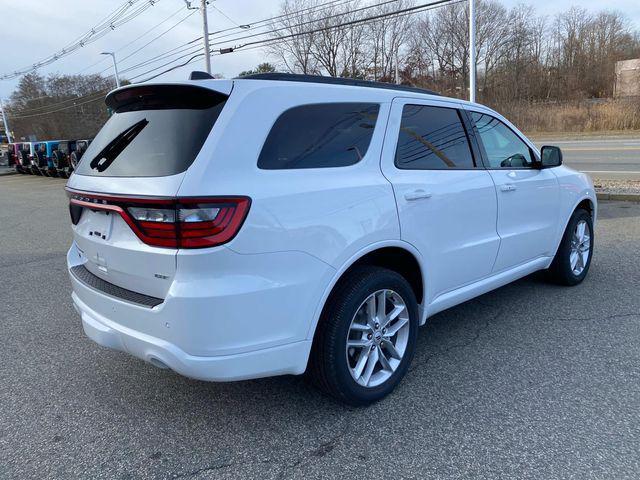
500;184;516;192
404;190;432;201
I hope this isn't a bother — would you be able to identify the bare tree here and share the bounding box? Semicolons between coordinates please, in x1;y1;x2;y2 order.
268;0;319;74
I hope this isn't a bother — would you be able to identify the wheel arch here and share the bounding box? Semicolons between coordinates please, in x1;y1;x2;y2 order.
551;195;596;261
306;241;427;343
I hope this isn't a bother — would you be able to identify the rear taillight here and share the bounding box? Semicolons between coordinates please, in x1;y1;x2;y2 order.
66;189;250;249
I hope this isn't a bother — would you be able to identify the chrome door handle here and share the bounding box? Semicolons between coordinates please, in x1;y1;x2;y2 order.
404;190;432;201
500;184;516;192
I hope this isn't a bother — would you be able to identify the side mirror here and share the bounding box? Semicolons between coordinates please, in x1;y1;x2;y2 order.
540;145;563;168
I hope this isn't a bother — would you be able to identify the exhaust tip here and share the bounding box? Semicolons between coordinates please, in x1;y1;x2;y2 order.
148;357;169;370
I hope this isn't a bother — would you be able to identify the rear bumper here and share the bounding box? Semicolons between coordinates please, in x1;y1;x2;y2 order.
74;292;311;381
67;241;334;381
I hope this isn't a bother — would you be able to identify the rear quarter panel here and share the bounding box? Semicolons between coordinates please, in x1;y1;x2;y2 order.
178;81;401;269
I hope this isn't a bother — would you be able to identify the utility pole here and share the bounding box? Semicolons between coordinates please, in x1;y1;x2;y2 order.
0;98;12;143
201;0;212;74
101;52;121;88
468;0;476;103
395;49;400;84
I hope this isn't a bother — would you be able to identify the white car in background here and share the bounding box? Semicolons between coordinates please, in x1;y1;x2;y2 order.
66;73;596;405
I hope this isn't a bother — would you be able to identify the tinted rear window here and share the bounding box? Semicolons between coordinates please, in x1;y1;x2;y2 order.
258;103;379;169
395;105;474;169
75;85;227;177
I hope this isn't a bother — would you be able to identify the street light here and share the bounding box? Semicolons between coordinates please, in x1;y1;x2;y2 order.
101;51;121;88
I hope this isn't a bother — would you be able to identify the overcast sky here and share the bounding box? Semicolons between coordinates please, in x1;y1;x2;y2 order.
1;0;639;99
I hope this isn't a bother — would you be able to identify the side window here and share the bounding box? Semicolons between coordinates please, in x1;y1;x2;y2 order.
471;112;534;169
395;104;475;169
258;103;380;169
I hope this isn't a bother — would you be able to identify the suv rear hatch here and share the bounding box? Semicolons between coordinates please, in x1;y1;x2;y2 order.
67;82;238;300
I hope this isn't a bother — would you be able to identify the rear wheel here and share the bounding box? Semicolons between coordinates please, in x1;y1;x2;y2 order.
547;208;593;285
308;266;418;406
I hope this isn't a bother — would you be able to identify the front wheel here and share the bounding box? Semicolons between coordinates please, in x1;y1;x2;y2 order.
308;266;419;406
547;208;594;285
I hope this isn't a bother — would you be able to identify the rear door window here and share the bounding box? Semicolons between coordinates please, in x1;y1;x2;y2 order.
75;85;227;177
258;103;380;169
395;105;475;169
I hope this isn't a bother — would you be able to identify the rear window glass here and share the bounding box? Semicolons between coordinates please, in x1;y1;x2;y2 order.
395;105;474;169
258;103;380;169
75;85;227;177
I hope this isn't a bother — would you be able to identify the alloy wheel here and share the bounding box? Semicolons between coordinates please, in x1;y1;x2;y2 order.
345;289;410;388
570;219;591;275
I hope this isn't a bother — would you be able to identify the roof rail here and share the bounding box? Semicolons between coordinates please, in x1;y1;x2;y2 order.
189;71;215;80
235;73;440;96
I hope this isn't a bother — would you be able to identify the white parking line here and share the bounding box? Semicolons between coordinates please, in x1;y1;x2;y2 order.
580;170;640;174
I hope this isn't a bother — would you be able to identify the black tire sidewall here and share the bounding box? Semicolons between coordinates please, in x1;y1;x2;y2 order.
323;267;419;405
555;209;594;285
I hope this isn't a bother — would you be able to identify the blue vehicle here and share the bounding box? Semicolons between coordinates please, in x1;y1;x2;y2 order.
53;139;92;178
31;140;61;176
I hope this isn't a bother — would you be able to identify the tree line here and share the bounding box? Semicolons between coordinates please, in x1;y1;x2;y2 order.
4;0;640;140
268;0;640;103
5;73;115;141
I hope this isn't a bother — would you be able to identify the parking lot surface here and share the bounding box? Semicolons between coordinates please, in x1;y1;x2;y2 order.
1;174;639;479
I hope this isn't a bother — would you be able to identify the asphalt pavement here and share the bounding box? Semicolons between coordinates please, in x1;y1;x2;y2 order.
1;174;639;479
533;136;640;180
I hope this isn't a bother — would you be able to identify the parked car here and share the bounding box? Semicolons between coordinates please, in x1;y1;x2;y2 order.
69;139;91;172
66;74;596;405
5;143;19;168
31;140;62;176
17;142;34;173
52;140;77;178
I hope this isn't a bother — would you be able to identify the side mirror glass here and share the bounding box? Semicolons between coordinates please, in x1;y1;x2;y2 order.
540;145;563;168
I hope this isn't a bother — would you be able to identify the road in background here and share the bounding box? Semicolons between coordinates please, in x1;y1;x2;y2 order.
1;174;640;479
533;136;640;180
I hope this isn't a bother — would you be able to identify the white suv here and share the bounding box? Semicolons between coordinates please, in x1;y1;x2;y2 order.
66;73;596;405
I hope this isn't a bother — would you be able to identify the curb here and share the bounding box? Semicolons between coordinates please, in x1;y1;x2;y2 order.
596;192;640;202
0;169;17;177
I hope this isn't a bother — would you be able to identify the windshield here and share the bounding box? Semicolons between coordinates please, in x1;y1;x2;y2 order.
75;85;228;177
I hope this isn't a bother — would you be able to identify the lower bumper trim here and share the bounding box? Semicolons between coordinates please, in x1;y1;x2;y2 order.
70;264;163;308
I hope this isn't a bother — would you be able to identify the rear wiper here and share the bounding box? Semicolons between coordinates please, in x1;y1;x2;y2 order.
89;118;148;172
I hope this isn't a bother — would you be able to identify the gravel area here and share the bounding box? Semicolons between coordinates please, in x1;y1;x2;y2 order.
593;179;640;196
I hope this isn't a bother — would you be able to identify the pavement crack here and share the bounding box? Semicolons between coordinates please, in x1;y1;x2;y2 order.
276;424;349;479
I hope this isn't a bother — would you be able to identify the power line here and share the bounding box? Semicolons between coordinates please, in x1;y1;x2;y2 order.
210;4;242;28
94;7;198;77
127;0;396;80
104;0;360;79
136;0;462;83
75;4;187;75
0;0;162;80
208;0;352;41
6;0;461;117
206;0;404;48
8;91;110;119
235;0;464;52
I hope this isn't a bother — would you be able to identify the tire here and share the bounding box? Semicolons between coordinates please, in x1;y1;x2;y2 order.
19;151;29;167
547;208;594;286
52;151;66;169
70;151;80;169
308;266;419;406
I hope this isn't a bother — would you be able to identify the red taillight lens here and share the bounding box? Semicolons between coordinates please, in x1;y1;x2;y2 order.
67;189;250;249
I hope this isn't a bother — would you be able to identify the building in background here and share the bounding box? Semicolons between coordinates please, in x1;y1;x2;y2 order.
614;59;640;98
